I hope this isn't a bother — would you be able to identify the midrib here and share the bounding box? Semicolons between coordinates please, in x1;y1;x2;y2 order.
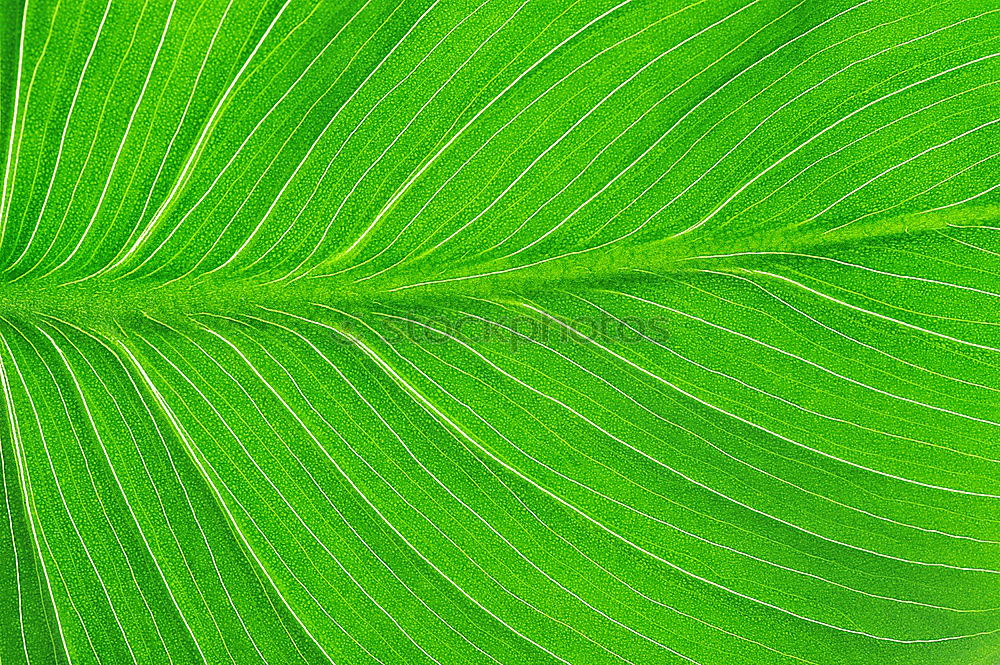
0;202;993;326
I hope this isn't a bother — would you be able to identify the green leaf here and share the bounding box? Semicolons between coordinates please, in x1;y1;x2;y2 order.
0;0;998;663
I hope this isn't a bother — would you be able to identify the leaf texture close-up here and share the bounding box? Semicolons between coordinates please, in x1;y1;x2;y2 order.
0;0;998;663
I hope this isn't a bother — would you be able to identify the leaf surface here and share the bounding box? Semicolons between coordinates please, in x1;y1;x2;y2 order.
0;0;998;663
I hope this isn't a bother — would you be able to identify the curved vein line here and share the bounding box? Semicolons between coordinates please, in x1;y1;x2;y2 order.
41;319;209;663
0;0;29;248
339;322;997;642
117;340;340;665
5;0;113;274
39;0;178;281
2;320;139;664
100;0;296;276
674;45;1000;237
335;0;636;261
247;309;706;662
